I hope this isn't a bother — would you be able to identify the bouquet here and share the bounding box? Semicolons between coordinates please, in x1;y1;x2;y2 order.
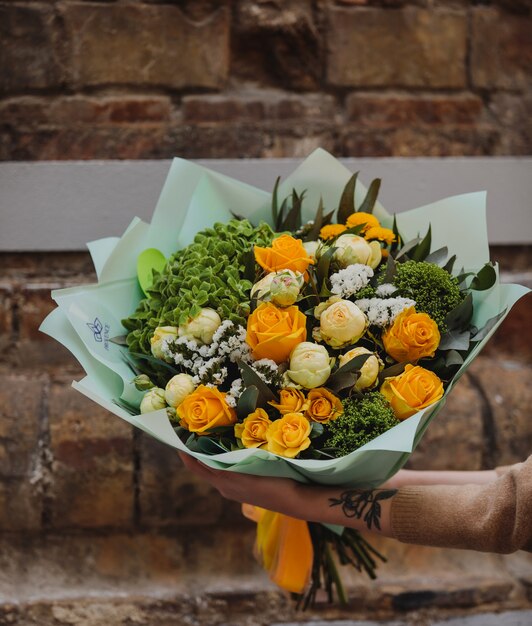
41;149;528;606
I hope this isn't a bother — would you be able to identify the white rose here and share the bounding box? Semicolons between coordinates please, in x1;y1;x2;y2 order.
150;326;178;360
286;342;333;389
140;387;167;414
318;299;367;349
165;374;196;408
303;240;320;260
251;272;276;300
270;270;304;307
334;234;373;268
178;308;221;344
367;240;382;270
339;347;382;391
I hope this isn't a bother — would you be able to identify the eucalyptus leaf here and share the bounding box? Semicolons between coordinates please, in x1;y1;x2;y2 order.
237;385;260;420
129;352;180;375
379;361;407;383
197;437;229;455
317;245;337;291
306;196;324;242
327;371;359;394
439;328;471;351
337;172;358;224
470;309;507;342
445;293;473;330
333;353;371;377
271;176;281;226
237;360;277;403
425;246;448;266
110;335;128;346
443;254;457;275
394;237;422;261
470;263;496;291
383;254;397;284
310;422;324;439
445;350;464;367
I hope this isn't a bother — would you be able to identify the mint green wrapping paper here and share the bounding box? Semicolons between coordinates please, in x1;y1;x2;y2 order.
40;149;529;489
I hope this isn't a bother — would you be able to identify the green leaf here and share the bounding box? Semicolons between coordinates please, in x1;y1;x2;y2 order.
282;189;304;232
306;196;324;242
337;172;358;224
241;249;256;282
110;335;128;346
443;254;457;275
383;254;397;284
316;245;336;290
411;225;432;262
129;352;180;375
445;350;464;367
327;371;358;394
112;397;138;416
334;353;371;377
276;197;289;231
271;176;281;227
470;263;496;291
379;361;407;383
197;437;229;455
237;385;259;420
237;360;277;403
358;178;381;215
470;309;506;342
445;293;473;331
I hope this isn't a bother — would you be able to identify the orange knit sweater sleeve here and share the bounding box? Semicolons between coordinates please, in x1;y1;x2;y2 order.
390;456;532;554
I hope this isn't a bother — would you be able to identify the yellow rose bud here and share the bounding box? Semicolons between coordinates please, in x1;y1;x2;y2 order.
140;387;167;414
316;299;367;349
165;373;196;408
287;342;333;389
305;388;343;424
178;308;221;344
266;413;311;458
269;388;309;415
246;302;307;364
380;364;444;420
383;307;441;363
234;408;272;449
177;385;236;435
150;326;178;360
333;234;373;268
339;346;383;391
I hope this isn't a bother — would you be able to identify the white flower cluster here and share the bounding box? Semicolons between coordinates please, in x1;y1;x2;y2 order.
375;283;398;297
355;297;416;327
225;378;244;408
330;264;374;298
162;320;252;386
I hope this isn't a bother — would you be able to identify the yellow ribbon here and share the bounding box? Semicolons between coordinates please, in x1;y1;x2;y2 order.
242;504;313;594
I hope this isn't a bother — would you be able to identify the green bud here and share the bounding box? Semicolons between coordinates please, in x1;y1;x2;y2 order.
134;374;155;391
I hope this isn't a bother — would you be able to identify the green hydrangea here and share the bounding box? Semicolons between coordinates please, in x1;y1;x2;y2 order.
393;260;464;333
123;219;275;354
324;392;399;457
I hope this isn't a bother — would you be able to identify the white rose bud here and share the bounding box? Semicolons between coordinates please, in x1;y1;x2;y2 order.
251;272;276;301
339;346;383;391
367;240;382;270
150;326;178;360
334;234;373;268
318;299;367;349
178;308;221;344
287;342;333;389
270;270;304;307
165;374;196;408
140;387;167;414
303;240;320;260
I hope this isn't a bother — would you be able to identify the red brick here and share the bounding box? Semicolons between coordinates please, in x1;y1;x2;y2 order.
61;4;229;89
49;96;173;125
327;7;467;88
472;8;532;90
0;4;64;93
345;93;484;127
182;92;336;123
139;434;227;527
48;380;134;528
0;285;13;353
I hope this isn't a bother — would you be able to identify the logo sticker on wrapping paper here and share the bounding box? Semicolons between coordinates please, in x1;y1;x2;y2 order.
86;317;110;350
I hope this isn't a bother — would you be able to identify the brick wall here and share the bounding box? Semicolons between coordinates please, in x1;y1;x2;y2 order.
1;0;531;161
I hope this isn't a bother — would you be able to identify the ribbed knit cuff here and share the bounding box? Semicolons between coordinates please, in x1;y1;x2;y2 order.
389;487;426;544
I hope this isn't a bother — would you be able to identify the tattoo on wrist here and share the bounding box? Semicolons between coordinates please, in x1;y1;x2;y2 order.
329;489;397;531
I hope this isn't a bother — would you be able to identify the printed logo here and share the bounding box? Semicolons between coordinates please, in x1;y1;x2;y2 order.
87;317;103;342
87;317;111;350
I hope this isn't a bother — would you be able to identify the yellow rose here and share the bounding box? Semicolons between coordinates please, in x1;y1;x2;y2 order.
266;413;311;458
254;234;314;276
305;388;343;424
177;385;237;435
246;302;307;363
380;364;444;420
338;346;382;391
383;307;441;363
319;224;347;240
234;408;272;449
269;388;308;415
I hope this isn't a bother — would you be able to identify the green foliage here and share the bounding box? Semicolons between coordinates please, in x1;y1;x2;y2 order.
323;393;399;457
393;260;464;333
123;219;275;354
